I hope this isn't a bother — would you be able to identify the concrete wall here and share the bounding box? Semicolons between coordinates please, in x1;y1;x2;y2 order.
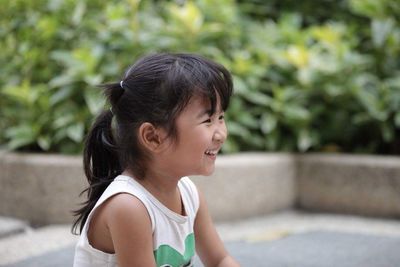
192;154;296;222
296;154;400;218
0;151;399;225
0;152;296;225
0;153;86;225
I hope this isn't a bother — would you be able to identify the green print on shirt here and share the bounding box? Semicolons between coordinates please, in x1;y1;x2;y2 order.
154;233;195;267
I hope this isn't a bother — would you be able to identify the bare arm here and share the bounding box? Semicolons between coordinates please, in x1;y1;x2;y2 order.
194;189;240;267
105;193;156;267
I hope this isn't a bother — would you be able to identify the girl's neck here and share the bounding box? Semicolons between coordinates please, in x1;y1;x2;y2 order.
122;168;180;196
121;168;184;215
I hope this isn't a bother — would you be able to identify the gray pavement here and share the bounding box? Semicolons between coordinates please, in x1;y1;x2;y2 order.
3;231;400;267
2;211;400;267
0;217;29;239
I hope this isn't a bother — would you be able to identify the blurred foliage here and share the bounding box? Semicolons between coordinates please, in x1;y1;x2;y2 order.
0;0;399;154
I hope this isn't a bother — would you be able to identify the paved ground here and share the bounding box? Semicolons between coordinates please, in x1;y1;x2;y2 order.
2;211;400;267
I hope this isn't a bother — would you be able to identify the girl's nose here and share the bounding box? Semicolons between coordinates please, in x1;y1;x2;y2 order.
213;123;227;143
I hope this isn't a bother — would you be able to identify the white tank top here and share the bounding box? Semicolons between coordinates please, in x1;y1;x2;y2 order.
73;175;199;267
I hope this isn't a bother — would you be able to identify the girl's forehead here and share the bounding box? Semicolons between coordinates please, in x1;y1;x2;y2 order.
181;96;209;116
189;94;211;107
185;94;223;115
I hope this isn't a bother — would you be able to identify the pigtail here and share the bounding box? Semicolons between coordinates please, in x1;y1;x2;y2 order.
72;84;123;235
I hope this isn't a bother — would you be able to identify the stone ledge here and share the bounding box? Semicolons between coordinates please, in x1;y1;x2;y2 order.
0;152;85;225
0;152;295;224
0;152;399;224
296;153;400;217
192;153;296;222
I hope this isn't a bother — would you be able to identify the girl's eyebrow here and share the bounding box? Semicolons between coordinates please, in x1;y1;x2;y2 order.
196;109;212;119
196;108;225;119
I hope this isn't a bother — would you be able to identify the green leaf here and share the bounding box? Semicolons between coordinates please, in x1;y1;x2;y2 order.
5;124;38;150
282;105;310;124
236;112;258;129
48;74;76;88
71;1;86;26
53;113;75;129
349;0;387;18
371;19;394;48
67;123;84;143
298;129;312;152
49;86;73;105
38;136;51;151
227;121;251;139
84;88;105;115
260;113;277;134
242;91;273;107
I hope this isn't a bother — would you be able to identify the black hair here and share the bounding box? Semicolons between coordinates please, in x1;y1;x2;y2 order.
72;53;233;234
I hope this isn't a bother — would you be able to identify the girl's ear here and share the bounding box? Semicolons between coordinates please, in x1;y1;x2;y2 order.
138;122;166;153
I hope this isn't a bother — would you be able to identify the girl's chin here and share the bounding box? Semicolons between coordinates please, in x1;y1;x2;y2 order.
200;166;215;176
185;163;216;177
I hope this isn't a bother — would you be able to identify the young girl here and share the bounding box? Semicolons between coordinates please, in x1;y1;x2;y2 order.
72;53;240;267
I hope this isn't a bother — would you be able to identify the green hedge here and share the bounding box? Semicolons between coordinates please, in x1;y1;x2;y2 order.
1;0;399;154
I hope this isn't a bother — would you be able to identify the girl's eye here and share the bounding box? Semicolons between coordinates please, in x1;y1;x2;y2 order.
202;118;212;124
219;115;225;120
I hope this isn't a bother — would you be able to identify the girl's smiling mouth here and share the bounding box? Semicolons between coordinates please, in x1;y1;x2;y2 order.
205;149;219;158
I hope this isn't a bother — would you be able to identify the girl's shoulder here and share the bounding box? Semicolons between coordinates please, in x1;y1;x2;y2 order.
86;175;156;232
179;177;200;216
103;192;152;229
87;192;152;253
91;192;155;266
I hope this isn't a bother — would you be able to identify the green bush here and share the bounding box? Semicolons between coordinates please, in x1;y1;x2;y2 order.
1;0;399;154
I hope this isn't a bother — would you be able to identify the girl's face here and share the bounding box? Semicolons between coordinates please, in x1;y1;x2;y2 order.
160;94;227;178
